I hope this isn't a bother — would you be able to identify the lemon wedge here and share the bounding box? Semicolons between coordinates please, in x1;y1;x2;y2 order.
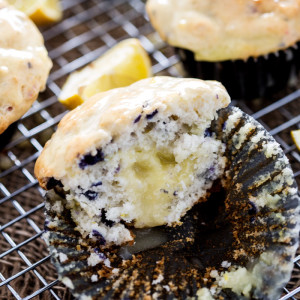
58;38;152;109
291;129;300;151
7;0;62;26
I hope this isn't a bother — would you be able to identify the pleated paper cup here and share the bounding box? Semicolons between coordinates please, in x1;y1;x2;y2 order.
177;43;300;101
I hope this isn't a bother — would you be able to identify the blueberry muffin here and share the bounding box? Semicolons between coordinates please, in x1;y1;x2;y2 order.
36;77;300;299
0;0;52;135
146;0;300;100
35;76;230;245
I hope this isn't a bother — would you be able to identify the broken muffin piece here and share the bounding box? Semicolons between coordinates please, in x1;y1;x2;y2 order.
35;76;230;245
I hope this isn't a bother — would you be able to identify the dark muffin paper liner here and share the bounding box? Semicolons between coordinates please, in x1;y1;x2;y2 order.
44;106;300;300
176;42;300;100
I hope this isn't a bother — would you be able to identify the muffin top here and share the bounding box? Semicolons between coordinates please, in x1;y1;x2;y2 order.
146;0;300;61
0;0;52;134
34;76;230;188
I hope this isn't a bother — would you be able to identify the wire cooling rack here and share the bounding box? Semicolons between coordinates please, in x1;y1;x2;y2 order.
0;0;300;299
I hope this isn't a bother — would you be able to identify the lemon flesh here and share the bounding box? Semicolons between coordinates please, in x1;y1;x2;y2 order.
291;129;300;151
58;38;152;109
7;0;62;25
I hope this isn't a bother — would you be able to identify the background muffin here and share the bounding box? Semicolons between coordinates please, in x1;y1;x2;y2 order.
0;0;52;135
146;0;300;100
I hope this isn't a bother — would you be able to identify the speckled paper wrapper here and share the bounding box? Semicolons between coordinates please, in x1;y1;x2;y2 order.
43;106;300;300
176;43;300;100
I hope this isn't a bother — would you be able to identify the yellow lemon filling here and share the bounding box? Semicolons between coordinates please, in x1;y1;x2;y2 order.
118;147;198;227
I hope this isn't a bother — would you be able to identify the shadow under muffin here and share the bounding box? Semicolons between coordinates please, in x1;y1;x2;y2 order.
43;106;300;300
0;122;18;151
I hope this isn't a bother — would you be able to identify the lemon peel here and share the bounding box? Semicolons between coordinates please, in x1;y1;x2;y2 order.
291;129;300;151
7;0;62;25
58;38;152;109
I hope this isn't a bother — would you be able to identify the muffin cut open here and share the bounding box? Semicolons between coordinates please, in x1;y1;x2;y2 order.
35;77;230;245
43;105;300;300
38;77;300;300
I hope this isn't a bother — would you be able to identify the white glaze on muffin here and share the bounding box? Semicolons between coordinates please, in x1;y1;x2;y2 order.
35;77;230;245
0;0;52;134
146;0;300;61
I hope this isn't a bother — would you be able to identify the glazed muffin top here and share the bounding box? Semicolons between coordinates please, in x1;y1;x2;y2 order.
146;0;300;61
0;0;52;134
34;76;230;188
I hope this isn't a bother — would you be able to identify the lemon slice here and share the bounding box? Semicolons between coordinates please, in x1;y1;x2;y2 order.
291;129;300;151
59;38;152;109
7;0;62;25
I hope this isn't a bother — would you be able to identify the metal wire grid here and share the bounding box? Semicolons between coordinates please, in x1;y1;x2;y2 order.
0;0;299;299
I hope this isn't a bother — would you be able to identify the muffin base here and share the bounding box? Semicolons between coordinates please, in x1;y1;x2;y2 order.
176;42;300;100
